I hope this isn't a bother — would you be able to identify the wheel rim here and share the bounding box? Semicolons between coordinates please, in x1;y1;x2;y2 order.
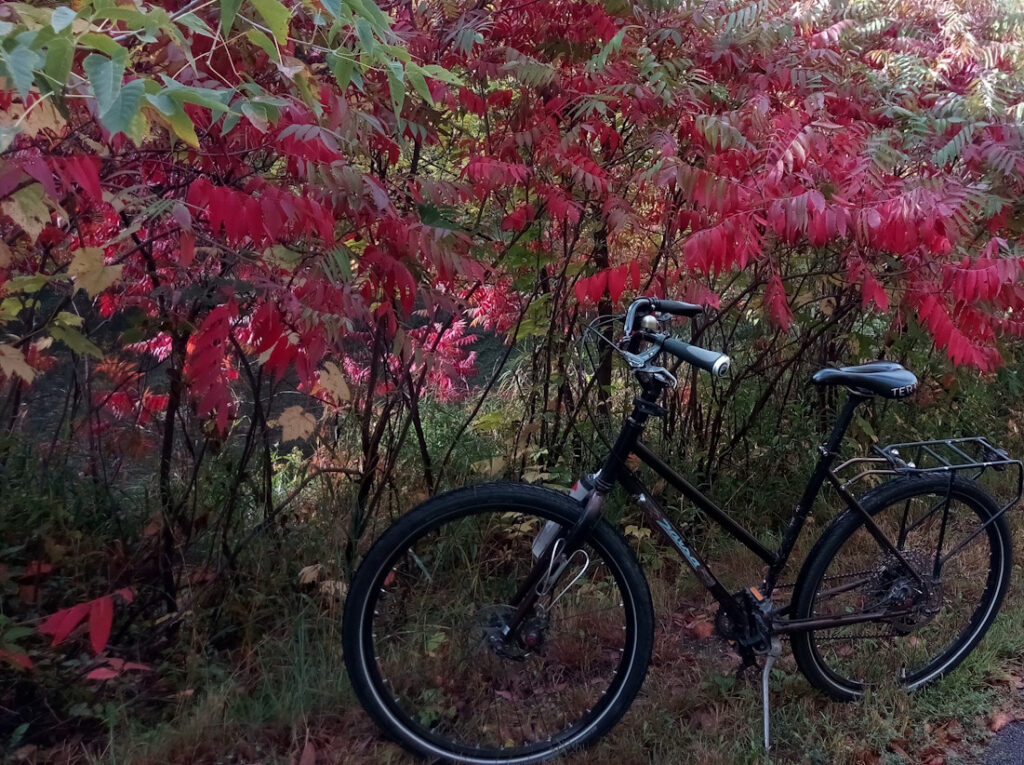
358;506;637;759
805;488;1001;694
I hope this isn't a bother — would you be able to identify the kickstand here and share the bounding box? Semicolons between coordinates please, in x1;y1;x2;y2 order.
761;637;781;752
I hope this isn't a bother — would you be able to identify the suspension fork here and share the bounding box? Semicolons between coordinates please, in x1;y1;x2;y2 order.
501;489;610;637
502;394;659;637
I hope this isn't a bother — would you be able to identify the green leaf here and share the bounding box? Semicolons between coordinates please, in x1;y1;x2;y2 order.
148;95;199;147
241;101;271;132
49;325;103;358
220;0;242;36
345;0;389;35
79;32;128;59
320;0;342;16
406;64;433;105
42;37;74;94
1;46;42;100
355;17;377;54
418;63;462;86
98;78;145;136
329;51;355;92
250;0;290;44
83;53;126;116
50;6;77;33
385;60;404;115
245;28;279;60
162;82;233;114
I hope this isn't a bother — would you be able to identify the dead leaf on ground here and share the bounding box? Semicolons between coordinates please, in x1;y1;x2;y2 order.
686;619;714;640
990;710;1016;733
298;564;323;585
293;739;316;765
318;580;348;598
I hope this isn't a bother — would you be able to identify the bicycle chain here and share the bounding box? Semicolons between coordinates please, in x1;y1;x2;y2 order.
774;568;899;641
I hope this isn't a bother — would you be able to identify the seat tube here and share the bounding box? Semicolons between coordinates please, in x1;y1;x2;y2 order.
764;392;867;593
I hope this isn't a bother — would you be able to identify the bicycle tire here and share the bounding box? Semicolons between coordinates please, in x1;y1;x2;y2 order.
342;483;654;764
790;474;1012;701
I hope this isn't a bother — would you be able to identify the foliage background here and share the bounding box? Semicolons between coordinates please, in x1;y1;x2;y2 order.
3;0;1024;761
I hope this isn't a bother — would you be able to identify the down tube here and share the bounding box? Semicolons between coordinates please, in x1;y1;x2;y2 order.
619;471;743;618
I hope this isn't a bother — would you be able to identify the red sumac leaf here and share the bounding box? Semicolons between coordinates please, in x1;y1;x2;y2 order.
86;666;120;681
861;272;889;312
607;265;628;304
764;275;793;330
113;587;134;603
89;595;114;655
38;602;89;646
65;156;103;201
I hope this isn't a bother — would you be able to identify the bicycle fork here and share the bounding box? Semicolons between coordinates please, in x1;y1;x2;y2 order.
502;482;609;639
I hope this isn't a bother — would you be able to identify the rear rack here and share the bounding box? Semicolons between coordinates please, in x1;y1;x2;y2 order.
834;436;1023;509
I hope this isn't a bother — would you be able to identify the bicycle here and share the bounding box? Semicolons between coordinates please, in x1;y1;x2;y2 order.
342;296;1021;764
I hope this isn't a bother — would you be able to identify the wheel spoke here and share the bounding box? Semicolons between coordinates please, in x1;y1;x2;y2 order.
791;477;1008;700
346;493;650;760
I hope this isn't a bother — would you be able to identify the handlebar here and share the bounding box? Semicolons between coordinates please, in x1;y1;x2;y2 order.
644;333;731;377
618;297;728;377
660;336;731;377
649;299;704;317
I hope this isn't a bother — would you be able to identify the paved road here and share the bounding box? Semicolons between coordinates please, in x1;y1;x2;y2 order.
984;722;1024;764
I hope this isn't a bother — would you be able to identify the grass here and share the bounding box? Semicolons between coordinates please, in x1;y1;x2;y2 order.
86;525;1024;765
10;386;1024;765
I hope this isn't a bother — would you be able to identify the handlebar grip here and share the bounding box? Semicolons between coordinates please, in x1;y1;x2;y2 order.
651;299;703;318
661;337;731;377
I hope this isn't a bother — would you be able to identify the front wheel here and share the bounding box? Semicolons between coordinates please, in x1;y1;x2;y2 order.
342;483;654;764
790;475;1012;701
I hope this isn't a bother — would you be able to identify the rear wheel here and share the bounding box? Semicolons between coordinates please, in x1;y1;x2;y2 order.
791;475;1012;700
342;483;654;764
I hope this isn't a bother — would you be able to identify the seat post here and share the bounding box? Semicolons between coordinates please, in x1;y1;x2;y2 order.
823;391;870;455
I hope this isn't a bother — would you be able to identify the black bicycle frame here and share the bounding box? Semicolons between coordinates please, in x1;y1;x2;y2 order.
503;380;924;638
582;381;923;633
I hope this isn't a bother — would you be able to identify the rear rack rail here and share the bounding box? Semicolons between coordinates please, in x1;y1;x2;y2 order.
833;435;1023;513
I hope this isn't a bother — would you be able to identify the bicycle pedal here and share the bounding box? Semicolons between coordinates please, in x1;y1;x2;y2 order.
761;637;782;752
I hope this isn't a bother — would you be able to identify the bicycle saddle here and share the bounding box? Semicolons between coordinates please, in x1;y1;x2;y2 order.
811;362;918;399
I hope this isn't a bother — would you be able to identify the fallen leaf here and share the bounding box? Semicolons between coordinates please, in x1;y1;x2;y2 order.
0;649;33;670
687;619;714;640
296;740;316;765
318;580;348;598
298;564;323;585
86;666;120;680
472;457;506;477
990;711;1015;733
88;595;114;654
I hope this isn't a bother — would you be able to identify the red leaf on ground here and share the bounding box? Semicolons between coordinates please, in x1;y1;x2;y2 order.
89;595;114;654
296;740;316;765
38;602;89;646
86;666;120;681
686;619;714;640
113;587;134;603
21;560;52;580
0;649;33;670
